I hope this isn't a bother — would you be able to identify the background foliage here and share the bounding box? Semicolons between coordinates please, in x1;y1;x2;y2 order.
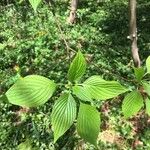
0;0;150;149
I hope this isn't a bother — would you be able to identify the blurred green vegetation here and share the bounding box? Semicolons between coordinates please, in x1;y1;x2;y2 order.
0;0;150;149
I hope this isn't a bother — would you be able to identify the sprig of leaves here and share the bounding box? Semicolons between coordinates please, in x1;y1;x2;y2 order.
4;50;129;146
122;56;150;118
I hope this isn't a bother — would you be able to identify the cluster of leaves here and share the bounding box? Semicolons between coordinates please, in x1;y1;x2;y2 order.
3;51;128;148
122;56;150;118
3;49;150;149
1;0;150;149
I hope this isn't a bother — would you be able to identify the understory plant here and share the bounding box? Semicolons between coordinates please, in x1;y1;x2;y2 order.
122;56;150;118
2;50;128;146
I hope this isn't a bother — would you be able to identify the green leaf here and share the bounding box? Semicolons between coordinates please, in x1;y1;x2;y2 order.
0;43;6;50
29;0;42;12
134;67;145;82
51;93;76;143
77;103;100;146
81;76;128;100
18;140;32;150
142;82;150;96
122;91;144;118
146;98;150;116
146;56;150;74
72;85;92;102
68;50;86;82
6;75;56;107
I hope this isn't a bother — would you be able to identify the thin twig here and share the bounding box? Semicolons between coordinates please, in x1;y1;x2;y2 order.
46;0;76;62
45;0;134;84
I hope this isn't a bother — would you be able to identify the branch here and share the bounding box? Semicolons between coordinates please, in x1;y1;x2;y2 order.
129;0;141;67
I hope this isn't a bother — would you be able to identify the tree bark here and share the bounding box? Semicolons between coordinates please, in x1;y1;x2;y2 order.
67;0;78;24
129;0;141;67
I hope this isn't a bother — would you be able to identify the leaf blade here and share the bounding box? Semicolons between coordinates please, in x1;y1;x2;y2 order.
82;76;128;100
51;93;76;143
146;98;150;116
72;85;92;102
68;51;86;82
122;91;144;118
29;0;42;12
18;139;33;150
146;56;150;73
6;75;56;107
77;103;100;146
142;81;150;96
133;67;145;82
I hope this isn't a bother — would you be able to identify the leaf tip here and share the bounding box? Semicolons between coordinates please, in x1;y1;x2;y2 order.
53;137;58;144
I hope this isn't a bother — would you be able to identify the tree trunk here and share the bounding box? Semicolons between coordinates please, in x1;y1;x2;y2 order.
67;0;78;24
129;0;141;67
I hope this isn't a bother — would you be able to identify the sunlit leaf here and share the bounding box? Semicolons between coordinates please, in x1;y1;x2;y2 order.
51;93;76;143
146;56;150;73
72;85;92;102
29;0;42;12
142;81;150;96
68;50;86;82
122;91;144;118
18;140;33;150
146;98;150;116
81;76;128;100
77;103;100;146
6;75;56;107
133;67;144;82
